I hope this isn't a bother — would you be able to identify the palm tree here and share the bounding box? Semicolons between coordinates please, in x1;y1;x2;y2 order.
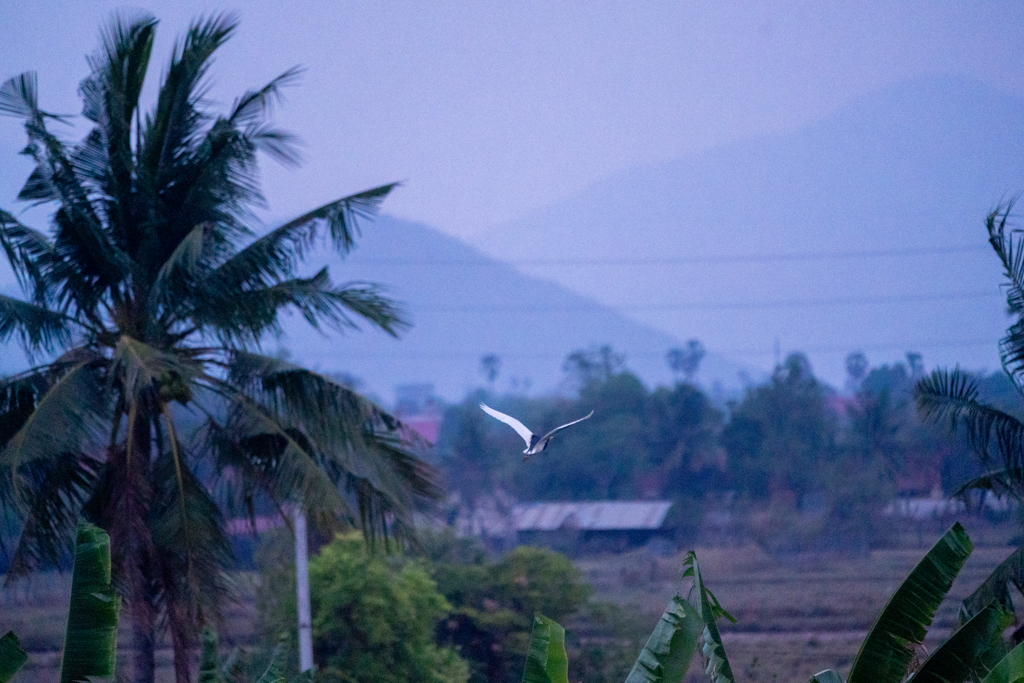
915;200;1024;498
0;12;440;683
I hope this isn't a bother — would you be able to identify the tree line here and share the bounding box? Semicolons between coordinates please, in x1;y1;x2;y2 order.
440;344;1011;549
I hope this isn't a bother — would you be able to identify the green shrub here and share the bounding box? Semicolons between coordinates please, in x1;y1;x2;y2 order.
428;539;593;683
258;531;468;683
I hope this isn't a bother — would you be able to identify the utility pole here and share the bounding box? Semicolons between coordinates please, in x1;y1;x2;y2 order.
294;507;314;672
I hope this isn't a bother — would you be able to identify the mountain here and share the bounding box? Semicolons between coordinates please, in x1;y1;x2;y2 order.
471;75;1024;385
278;215;752;404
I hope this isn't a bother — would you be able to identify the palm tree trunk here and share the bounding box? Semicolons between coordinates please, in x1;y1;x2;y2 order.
167;601;194;683
101;410;158;683
128;410;157;683
130;599;156;683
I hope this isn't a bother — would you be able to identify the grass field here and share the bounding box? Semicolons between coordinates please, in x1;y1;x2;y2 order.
2;518;1019;683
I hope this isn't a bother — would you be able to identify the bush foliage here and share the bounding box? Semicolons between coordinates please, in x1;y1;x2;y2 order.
258;531;468;683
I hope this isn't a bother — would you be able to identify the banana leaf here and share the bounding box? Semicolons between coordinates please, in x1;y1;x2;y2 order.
59;521;121;683
624;595;703;683
911;600;1012;683
960;544;1024;627
847;522;973;683
0;631;27;683
521;615;569;683
254;640;287;683
684;552;736;683
199;628;219;683
810;670;844;683
982;640;1024;683
202;628;306;683
220;646;247;683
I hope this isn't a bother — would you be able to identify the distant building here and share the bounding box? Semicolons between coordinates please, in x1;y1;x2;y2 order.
883;493;1016;520
393;383;443;444
512;500;674;551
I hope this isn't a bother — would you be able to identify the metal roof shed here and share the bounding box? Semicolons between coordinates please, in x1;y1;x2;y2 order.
513;501;673;531
512;501;674;552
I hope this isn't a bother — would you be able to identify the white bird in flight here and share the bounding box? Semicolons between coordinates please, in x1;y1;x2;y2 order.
480;403;594;459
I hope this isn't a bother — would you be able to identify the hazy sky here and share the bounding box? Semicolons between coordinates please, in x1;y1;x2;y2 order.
3;2;1022;237
3;2;1024;390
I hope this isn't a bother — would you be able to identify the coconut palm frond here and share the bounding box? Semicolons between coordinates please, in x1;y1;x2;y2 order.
916;368;1024;481
140;13;238;177
16;164;60;205
226;351;369;439
0;75;132;295
287;183;398;253
110;336;203;405
326;281;408;336
244;125;302;168
231;350;434;458
84;12;156;124
148;223;210;318
150;444;234;633
225;67;303;166
85;13;156;239
362;428;442;507
987;201;1023;312
999;321;1024;393
0;210;55;302
0;362;107;470
4;454;102;580
229;352;438;505
335;414;440;537
228;66;303;128
134;14;251;272
202;383;347;515
0;361;104;565
203;184;398;292
68;128;111;193
950;470;1022;501
194;275;334;343
0;294;79;353
0;72;47;120
215;356;439;542
985;201;1024;385
163;115;270;256
228;350;385;447
160;67;306;258
0;365;68;444
195;270;406;344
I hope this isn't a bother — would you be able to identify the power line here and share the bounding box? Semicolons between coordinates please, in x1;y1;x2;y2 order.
326;338;999;361
410;290;1002;313
352;243;989;267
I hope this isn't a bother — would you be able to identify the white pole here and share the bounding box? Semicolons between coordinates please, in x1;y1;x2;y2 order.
294;507;314;672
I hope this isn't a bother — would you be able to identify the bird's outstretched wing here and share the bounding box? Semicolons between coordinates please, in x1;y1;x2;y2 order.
538;411;594;442
480;403;534;446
